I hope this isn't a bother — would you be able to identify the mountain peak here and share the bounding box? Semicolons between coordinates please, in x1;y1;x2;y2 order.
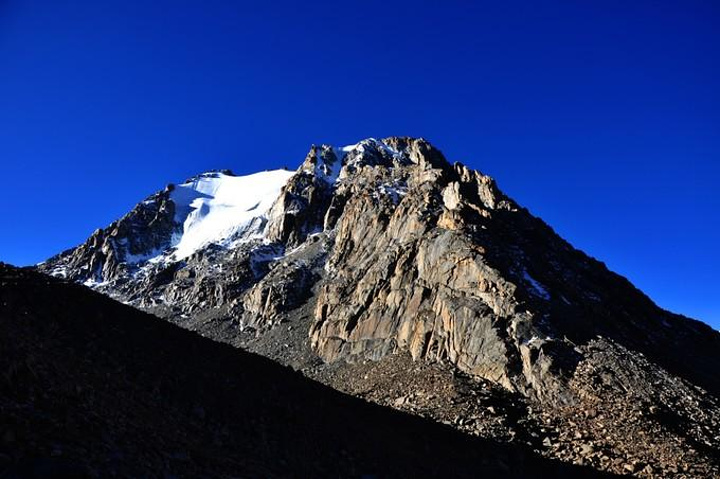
39;138;720;400
298;137;451;185
35;138;720;476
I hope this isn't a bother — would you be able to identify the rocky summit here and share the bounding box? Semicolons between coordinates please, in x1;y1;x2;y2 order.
38;137;720;477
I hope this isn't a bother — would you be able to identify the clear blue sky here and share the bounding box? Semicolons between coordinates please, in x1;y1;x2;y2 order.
0;0;718;328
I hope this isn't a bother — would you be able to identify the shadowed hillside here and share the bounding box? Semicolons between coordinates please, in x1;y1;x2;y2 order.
0;263;612;478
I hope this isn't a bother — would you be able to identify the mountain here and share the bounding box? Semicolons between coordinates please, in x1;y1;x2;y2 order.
1;263;612;478
43;168;294;285
38;137;720;477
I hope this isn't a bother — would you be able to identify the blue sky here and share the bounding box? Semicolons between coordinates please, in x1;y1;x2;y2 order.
0;0;718;328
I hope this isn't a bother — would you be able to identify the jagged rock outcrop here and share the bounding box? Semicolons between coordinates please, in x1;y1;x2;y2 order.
43;186;177;283
241;249;321;329
265;146;338;248
37;137;720;477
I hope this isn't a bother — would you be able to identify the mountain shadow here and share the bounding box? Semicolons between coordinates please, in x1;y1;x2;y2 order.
0;263;614;478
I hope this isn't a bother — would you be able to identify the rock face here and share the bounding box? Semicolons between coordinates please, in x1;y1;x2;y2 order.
43;186;177;283
38;137;720;477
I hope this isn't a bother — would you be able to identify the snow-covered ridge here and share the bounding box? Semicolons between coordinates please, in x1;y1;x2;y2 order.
165;140;397;260
46;139;405;279
169;169;294;260
305;138;405;185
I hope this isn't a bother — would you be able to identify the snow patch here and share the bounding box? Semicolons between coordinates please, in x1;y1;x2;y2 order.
523;335;554;346
522;271;550;301
83;275;109;288
376;181;408;205
249;244;285;277
170;170;294;260
124;246;167;265
304;147;342;184
48;266;68;279
314;138;405;184
340;138;402;159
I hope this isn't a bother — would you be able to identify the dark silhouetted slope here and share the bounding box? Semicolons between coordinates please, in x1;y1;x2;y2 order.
0;263;611;478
